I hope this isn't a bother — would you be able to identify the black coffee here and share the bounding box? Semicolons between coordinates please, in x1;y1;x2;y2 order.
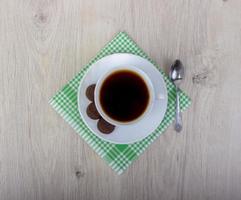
100;70;150;122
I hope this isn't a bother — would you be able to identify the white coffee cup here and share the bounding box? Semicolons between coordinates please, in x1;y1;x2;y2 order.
94;66;155;126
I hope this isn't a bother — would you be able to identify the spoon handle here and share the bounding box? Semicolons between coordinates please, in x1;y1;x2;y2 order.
175;86;182;132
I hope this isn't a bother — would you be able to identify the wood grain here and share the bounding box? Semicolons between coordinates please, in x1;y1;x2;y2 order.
1;0;241;199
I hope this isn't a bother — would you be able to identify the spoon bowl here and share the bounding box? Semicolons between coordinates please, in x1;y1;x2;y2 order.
169;60;185;85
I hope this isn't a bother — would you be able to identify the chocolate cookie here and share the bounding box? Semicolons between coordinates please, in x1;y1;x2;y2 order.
86;103;101;120
97;118;115;134
85;84;96;101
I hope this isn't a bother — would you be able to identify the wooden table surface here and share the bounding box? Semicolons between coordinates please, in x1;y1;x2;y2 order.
1;0;241;199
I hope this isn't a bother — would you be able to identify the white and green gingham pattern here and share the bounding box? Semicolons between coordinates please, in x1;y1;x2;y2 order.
50;32;191;174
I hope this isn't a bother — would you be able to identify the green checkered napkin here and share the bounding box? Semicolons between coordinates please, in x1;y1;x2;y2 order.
50;32;191;174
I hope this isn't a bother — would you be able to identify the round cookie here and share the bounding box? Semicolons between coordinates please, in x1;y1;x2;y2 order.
85;84;96;101
86;103;101;120
97;118;115;134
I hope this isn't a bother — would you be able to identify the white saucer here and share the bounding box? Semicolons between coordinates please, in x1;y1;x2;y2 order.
78;53;167;144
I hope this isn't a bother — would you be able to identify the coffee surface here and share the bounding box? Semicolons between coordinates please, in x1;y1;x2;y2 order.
100;70;150;122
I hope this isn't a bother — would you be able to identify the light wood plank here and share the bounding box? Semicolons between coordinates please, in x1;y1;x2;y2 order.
1;0;241;199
